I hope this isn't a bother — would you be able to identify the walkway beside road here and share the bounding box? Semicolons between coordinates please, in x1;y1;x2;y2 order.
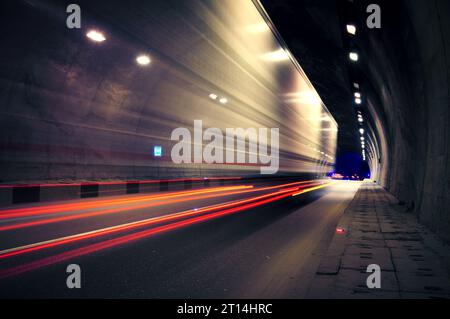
306;182;450;299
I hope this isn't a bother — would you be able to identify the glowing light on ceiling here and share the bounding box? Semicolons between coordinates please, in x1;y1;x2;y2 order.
346;24;357;35
86;30;106;42
349;52;359;62
136;55;151;66
209;93;218;100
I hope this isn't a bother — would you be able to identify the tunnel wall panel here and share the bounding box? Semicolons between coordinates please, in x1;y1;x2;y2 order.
360;0;450;241
0;0;337;184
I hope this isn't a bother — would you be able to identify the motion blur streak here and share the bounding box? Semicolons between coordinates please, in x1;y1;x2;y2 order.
0;177;243;189
0;188;259;232
0;181;317;231
0;189;302;279
0;1;337;183
292;182;335;196
0;185;253;219
0;180;316;219
0;185;307;259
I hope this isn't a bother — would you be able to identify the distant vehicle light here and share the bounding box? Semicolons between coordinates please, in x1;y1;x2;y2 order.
136;55;151;66
336;227;346;234
86;30;106;42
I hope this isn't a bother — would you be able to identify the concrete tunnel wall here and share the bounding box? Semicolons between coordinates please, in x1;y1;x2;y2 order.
357;0;450;242
0;0;337;184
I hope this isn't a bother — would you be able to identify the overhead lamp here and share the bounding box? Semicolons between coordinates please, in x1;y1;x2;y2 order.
349;52;359;62
355;98;362;104
209;93;218;100
136;55;151;66
86;29;106;42
346;24;357;35
354;92;361;98
359;128;365;134
219;97;228;104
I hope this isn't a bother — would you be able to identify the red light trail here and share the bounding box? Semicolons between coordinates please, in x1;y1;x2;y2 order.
0;180;333;279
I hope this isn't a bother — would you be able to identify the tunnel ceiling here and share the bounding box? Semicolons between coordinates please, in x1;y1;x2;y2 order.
261;0;361;156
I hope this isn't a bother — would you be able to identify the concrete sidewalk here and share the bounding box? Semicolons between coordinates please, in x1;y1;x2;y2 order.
306;182;450;299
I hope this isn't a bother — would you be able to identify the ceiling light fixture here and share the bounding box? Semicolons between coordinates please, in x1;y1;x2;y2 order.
136;55;151;66
86;30;106;42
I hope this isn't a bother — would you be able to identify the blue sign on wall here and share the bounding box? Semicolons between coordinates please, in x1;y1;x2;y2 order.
154;146;162;157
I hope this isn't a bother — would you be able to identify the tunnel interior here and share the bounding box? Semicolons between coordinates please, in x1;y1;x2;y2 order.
0;0;449;243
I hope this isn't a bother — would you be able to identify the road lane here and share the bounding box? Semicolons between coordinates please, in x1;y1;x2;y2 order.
0;180;360;298
0;181;320;250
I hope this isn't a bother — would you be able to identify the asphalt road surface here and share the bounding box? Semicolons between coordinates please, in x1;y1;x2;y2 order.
0;180;360;298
